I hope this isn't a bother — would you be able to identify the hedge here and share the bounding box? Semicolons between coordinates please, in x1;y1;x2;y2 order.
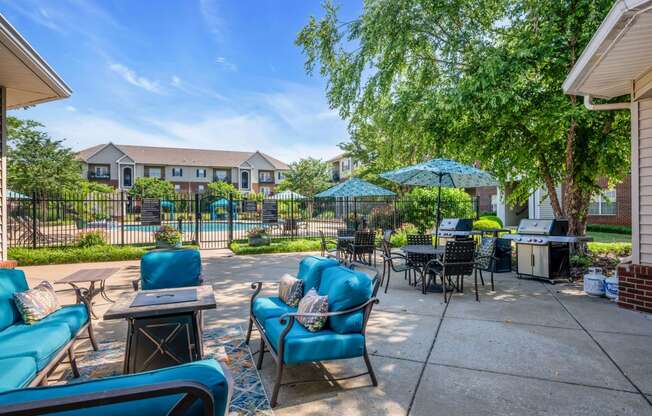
586;224;631;235
587;242;631;257
9;245;199;266
229;239;322;255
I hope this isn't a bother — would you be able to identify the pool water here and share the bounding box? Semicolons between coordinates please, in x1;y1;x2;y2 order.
122;221;261;233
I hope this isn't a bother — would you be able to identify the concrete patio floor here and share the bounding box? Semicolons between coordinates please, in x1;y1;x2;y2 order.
23;250;652;415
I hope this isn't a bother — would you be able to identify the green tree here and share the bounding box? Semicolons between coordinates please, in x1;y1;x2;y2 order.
7;117;83;194
276;158;331;197
297;0;630;235
207;181;241;199
128;177;175;199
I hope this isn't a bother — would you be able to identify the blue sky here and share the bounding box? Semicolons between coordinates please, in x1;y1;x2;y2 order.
1;0;359;162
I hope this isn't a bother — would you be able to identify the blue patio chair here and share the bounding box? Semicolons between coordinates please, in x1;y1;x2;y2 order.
249;259;380;407
138;249;202;290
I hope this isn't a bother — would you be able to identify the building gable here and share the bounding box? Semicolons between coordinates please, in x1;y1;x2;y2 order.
87;143;126;164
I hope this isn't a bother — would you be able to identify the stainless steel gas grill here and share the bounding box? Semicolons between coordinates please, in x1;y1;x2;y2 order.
436;218;479;245
503;219;592;283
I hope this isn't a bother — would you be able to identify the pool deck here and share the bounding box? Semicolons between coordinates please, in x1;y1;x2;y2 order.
23;251;652;415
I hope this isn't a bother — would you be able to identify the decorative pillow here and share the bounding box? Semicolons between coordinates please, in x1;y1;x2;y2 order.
278;274;304;307
13;281;61;324
296;288;328;332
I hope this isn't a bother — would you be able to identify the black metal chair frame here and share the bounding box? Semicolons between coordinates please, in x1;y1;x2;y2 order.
318;230;338;259
0;362;234;416
423;240;477;302
379;238;410;294
405;234;435;287
475;237;499;294
345;231;376;265
245;263;380;407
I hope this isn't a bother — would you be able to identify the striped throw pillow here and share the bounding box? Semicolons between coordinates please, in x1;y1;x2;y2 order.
14;281;61;324
297;288;328;332
278;274;304;307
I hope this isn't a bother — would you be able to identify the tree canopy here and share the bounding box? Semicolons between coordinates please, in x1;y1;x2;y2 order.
207;181;241;199
7;117;84;195
128;177;175;199
276;157;332;196
297;0;630;234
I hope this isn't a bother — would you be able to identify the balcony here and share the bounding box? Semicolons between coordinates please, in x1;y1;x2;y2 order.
259;171;274;184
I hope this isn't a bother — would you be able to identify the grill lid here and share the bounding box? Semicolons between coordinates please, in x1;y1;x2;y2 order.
516;219;569;236
438;218;473;231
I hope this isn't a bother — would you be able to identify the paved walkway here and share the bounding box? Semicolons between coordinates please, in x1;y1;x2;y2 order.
23;251;652;415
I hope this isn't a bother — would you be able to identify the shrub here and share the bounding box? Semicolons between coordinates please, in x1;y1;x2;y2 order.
315;210;335;219
368;204;395;230
153;225;182;246
586;224;632;235
77;231;107;247
399;188;475;232
390;223;419;247
473;219;502;231
247;227;269;238
479;215;503;227
587;242;631;257
229;238;321;255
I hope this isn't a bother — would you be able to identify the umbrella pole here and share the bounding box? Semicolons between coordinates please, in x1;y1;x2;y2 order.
434;175;442;247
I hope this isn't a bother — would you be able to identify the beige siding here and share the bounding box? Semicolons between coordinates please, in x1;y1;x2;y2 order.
638;98;652;265
87;144;126;180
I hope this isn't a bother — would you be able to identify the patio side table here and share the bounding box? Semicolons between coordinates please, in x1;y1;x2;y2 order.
56;267;121;319
104;285;216;374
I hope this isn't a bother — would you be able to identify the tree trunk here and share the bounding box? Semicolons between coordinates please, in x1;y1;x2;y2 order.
539;157;563;218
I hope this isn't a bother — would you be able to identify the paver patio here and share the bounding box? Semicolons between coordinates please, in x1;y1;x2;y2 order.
23;250;652;415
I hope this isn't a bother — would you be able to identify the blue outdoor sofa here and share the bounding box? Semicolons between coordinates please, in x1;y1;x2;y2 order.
0;358;232;416
0;269;97;391
246;256;380;407
137;248;203;290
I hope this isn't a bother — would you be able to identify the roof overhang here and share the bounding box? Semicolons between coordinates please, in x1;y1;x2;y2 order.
0;13;71;109
563;0;652;99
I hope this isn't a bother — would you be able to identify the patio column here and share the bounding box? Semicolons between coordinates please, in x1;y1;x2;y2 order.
0;85;6;262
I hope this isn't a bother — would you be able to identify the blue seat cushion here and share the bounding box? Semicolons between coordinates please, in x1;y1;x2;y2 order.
264;317;365;365
0;322;72;370
318;267;373;334
0;357;37;392
0;269;29;331
253;296;296;322
38;304;88;335
0;359;230;416
141;249;202;290
297;256;339;292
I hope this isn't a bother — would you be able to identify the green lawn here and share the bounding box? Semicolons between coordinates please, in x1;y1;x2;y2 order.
587;231;631;243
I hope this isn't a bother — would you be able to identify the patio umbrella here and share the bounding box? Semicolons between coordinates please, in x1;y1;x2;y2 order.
315;177;395;198
269;190;305;200
380;159;496;245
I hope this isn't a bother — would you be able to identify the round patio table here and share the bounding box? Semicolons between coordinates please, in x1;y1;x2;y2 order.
400;245;447;293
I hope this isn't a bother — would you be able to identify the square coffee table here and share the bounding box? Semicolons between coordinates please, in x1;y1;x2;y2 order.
104;285;216;374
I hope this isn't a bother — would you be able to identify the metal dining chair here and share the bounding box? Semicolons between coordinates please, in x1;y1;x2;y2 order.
346;230;376;265
404;234;434;286
378;238;411;293
424;240;477;302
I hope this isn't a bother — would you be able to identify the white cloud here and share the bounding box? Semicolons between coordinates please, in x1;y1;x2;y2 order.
215;56;237;72
109;63;163;94
169;75;226;100
171;75;182;87
65;105;77;112
199;0;225;43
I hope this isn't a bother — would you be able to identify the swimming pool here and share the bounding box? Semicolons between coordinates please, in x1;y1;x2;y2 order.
122;221;261;233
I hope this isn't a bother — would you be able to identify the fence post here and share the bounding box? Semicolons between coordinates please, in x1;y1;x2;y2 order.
120;191;125;246
290;193;295;238
475;196;480;219
228;193;234;243
31;192;37;249
194;193;200;245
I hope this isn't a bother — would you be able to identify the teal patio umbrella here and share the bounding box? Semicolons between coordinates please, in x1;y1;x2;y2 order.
381;159;496;245
315;177;395;198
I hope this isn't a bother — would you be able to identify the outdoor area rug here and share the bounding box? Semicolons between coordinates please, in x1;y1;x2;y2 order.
62;325;273;416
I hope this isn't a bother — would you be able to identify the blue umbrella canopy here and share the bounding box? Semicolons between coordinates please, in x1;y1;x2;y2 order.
380;159;496;188
315;177;396;198
270;190;305;200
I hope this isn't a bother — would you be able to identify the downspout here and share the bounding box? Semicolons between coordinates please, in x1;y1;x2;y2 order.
583;95;630;111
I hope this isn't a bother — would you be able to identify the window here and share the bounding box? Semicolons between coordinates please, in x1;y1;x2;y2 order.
259;171;273;183
589;189;617;215
277;171;285;181
147;167;162;178
241;171;250;189
174;184;181;192
260;186;271;196
172;167;183;177
196;168;207;178
341;159;351;172
94;165;109;178
198;185;205;193
214;169;229;182
491;194;497;213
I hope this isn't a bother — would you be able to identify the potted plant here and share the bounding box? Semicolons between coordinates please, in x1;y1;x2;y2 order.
247;227;271;246
154;225;183;248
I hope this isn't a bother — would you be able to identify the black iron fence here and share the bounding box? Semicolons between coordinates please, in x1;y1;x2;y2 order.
7;191;479;249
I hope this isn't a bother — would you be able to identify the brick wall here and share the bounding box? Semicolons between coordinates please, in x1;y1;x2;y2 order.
617;263;652;313
587;175;631;227
466;186;497;214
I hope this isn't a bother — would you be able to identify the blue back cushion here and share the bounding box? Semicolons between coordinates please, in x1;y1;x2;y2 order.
141;249;201;290
297;256;339;292
318;266;372;334
0;269;29;331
